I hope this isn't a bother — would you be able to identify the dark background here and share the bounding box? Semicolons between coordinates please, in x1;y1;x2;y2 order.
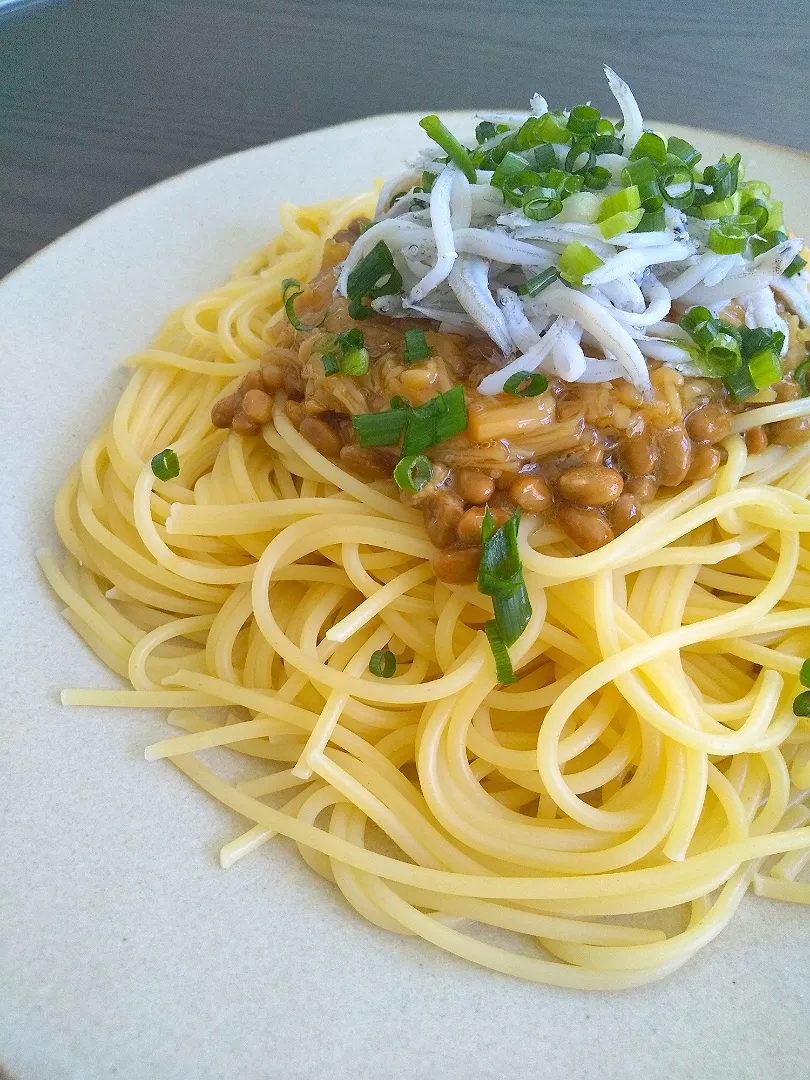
1;0;808;277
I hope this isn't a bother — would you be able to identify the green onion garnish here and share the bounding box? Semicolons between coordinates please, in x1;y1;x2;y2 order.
403;327;431;364
503;371;549;397
401;385;467;455
346;241;403;320
532;111;573;145
559;241;603;284
630;131;667;164
666;136;701;168
282;277;307;331
419;115;477;183
723;364;758;403
526;142;557;173
680;306;718;348
475;120;498;144
696;195;738;221
593;133;624;156
522;186;563;221
703;154;741;201
369;649;397;678
598;185;641;222
621;159;663;210
784;255;807;279
740;198;770;232
708;219;749;255
599;208;644;239
352;407;409;447
339;347;370;377
352;386;467;453
151;448;179;481
793;690;810;717
519;267;559;297
747;347;782;390
390;395;410;410
749;229;789;259
321;353;339;376
478;507;531;646
393;454;433;493
800;658;810;687
765;201;784;232
794;357;810;397
565;136;596;175
584;165;611;190
657;163;695;210
567;104;601;135
483;621;517;684
633;208;666;232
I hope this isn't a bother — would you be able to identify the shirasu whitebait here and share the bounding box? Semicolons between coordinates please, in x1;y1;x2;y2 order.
337;69;807;395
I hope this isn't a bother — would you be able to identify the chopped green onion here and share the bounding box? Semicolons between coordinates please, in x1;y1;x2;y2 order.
402;385;468;455
747;347;782;390
741;179;771;201
522;186;563;221
475;120;498;144
795;357;810;397
800;658;810;687
483;621;517;684
703;154;741;200
598;208;644;239
597;185;641;221
750;228;788;258
352;407;408;447
281;277;306;331
708;220;749;255
151;448;179;481
532;111;572;145
519;267;559;297
560;172;585;197
784;255;807;278
346;241;403;320
526;143;557;173
390;395;410;410
741;327;784;362
503;371;549;397
621;159;663;210
596;118;615;136
630;131;667;164
705;331;742;376
321;353;339;376
422;171;437;192
339;347;370;377
369;649;397;678
565;136;596;175
478;507;531;646
633;208;666;232
680;307;720;348
724;364;757;403
666;136;701;168
567;105;601;135
393;454;433;493
722;213;758;235
768;198;786;230
740;199;769;232
793;690;810;717
418;115;477;183
657;163;695;210
584;165;611;190
593;133;624;156
337;328;364;350
559;242;603;284
501;169;544;208
403;327;431;364
696;196;737;220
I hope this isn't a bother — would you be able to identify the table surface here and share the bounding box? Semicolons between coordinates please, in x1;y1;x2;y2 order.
2;0;808;277
1;6;810;1078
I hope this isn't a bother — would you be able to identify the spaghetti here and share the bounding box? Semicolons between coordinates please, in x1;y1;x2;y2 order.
39;162;810;990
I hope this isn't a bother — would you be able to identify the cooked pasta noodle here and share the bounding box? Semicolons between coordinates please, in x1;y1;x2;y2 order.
39;190;810;991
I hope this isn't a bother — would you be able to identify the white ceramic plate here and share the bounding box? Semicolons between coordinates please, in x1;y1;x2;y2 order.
2;115;809;1080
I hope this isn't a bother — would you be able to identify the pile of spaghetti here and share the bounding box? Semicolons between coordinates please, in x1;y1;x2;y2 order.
40;126;810;990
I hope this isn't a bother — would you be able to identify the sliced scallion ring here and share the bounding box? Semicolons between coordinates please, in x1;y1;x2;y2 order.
503;371;549;397
393;454;434;493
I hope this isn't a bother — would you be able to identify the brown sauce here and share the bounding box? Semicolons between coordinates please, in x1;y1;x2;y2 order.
212;240;810;580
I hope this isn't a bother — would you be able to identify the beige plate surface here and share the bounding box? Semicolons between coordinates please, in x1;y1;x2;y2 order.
1;114;808;1080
